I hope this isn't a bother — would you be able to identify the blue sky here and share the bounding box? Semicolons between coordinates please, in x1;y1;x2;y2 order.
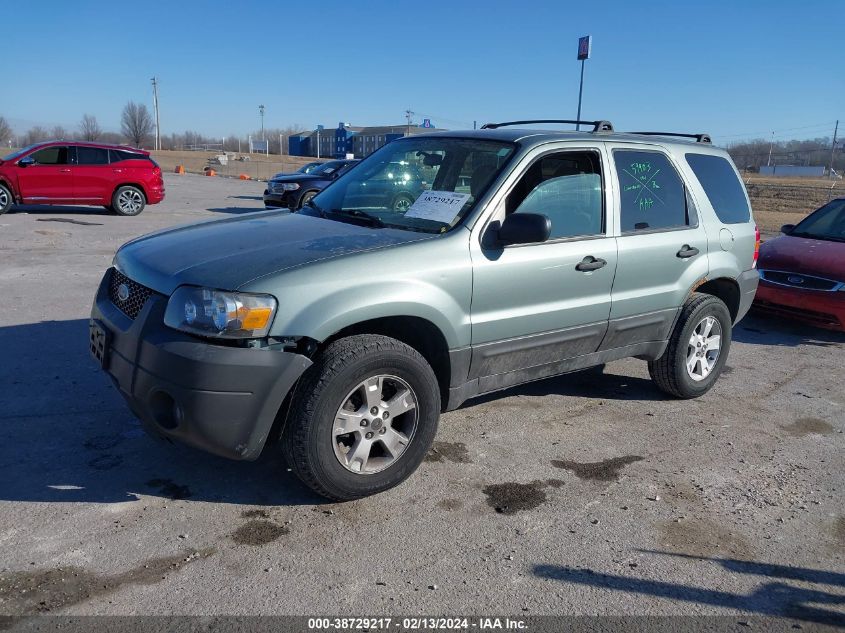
3;0;842;145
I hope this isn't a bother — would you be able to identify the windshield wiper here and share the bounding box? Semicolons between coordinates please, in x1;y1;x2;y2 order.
328;209;385;228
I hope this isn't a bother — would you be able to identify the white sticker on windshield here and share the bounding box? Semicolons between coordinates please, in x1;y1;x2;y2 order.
404;190;471;224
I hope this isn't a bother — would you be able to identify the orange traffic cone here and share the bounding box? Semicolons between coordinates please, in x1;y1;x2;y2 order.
175;165;185;174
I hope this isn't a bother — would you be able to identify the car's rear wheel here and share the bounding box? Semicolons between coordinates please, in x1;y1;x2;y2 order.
648;293;732;398
282;334;440;501
392;193;414;213
112;186;146;216
0;183;13;215
298;190;318;210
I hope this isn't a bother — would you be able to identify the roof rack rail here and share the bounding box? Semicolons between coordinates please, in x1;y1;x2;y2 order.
628;131;712;144
481;119;614;133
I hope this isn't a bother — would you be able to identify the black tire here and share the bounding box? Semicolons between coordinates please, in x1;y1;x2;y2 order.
391;193;414;213
298;190;318;209
282;334;441;501
648;292;732;399
111;186;146;216
0;183;13;215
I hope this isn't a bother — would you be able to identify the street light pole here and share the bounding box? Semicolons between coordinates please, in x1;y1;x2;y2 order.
575;60;585;131
829;120;839;179
259;104;265;141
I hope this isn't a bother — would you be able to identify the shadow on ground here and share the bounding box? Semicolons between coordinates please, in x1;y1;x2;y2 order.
0;319;322;507
6;204;113;217
734;313;845;348
534;551;845;626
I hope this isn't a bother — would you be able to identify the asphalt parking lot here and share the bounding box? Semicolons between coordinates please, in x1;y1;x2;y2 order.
0;174;843;622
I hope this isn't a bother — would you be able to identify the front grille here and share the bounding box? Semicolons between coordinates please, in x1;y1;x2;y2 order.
108;269;155;320
759;270;842;292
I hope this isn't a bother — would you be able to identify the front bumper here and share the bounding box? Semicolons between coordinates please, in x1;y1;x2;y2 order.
754;281;844;331
263;190;294;209
90;270;312;460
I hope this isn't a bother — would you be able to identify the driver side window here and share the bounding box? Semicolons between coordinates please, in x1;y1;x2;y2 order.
507;151;604;240
29;146;69;165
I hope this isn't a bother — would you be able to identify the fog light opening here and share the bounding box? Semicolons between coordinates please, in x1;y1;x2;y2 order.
148;390;180;430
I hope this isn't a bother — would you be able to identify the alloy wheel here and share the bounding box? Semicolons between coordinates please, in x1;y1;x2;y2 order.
332;374;419;474
686;316;722;381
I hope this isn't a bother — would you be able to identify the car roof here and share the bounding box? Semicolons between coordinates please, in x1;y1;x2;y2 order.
25;140;150;154
412;128;717;150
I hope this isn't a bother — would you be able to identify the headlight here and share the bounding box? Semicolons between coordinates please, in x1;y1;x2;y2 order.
164;286;277;339
280;183;300;191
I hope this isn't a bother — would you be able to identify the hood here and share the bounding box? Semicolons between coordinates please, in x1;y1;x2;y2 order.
759;234;845;281
115;211;434;295
269;174;326;184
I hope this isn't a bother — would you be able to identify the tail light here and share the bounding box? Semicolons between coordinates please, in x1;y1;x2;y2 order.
752;225;760;268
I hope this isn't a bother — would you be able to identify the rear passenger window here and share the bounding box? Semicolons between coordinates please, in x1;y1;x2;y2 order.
110;149;148;163
76;146;109;165
685;153;750;224
508;151;603;240
614;150;689;232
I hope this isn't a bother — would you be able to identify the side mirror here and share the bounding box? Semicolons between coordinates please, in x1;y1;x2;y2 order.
496;213;551;246
781;224;795;234
18;156;35;167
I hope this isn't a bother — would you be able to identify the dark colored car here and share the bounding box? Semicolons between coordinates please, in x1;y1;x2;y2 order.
341;160;428;213
0;141;165;216
270;161;323;180
755;198;845;330
263;159;358;210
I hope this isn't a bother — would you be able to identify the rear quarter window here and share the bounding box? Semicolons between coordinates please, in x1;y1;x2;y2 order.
685;153;750;224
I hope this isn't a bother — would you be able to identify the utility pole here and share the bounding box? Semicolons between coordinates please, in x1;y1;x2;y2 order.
767;131;775;167
405;108;414;136
259;105;265;141
150;76;161;150
829;120;839;179
575;36;591;131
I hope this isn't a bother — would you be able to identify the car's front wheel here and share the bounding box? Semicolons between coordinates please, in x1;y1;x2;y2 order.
0;183;13;215
282;334;440;500
648;293;732;398
298;190;318;210
112;186;146;216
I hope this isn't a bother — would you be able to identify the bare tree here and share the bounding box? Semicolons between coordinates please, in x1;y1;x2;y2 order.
23;126;50;146
51;125;68;140
0;116;11;147
79;114;102;141
121;101;153;148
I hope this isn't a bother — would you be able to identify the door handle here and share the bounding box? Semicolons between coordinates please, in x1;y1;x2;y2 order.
59;168;71;173
575;256;607;272
677;245;700;258
113;169;123;173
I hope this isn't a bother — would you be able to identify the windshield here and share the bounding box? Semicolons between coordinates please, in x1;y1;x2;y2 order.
306;137;515;233
790;199;845;242
310;161;347;176
2;144;40;161
298;162;320;173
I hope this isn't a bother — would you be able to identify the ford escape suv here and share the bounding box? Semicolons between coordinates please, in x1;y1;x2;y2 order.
90;119;759;500
0;141;164;216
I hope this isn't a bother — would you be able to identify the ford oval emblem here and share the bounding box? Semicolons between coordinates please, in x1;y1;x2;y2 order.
117;283;130;302
787;275;804;285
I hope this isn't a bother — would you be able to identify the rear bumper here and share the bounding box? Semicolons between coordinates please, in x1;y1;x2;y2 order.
735;268;760;323
754;281;845;331
90;271;312;460
147;184;165;204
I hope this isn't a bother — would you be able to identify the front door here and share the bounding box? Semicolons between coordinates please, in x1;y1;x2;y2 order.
601;146;710;349
16;146;72;203
469;147;617;385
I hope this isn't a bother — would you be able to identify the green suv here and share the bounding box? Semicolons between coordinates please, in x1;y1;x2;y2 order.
90;120;759;500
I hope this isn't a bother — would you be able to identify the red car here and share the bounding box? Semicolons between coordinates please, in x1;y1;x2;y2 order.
0;141;164;216
755;197;845;331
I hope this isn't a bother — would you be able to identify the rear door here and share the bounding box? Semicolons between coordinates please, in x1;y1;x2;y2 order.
72;146;112;203
16;146;73;203
601;145;709;349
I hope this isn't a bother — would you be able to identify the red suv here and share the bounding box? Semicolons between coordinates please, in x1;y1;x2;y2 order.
0;141;165;216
